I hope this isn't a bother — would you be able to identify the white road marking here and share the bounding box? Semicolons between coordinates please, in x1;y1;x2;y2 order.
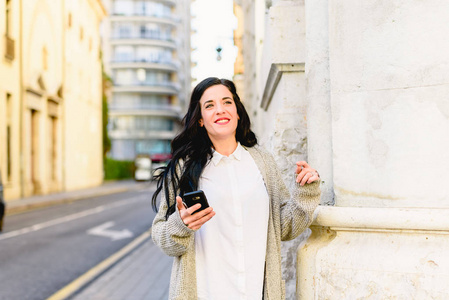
87;221;134;241
0;195;145;241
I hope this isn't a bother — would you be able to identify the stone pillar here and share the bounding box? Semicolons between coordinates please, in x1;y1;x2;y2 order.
329;0;449;209
298;0;449;298
304;0;333;206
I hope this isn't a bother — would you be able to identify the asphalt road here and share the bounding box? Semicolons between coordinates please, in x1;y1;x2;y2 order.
0;185;157;300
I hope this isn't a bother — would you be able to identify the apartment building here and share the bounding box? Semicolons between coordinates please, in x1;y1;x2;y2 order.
101;0;191;161
0;0;105;200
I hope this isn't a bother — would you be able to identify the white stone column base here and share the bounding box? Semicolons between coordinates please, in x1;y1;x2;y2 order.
297;206;449;299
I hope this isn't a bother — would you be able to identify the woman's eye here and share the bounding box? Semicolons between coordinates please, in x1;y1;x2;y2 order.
224;100;232;105
205;104;214;109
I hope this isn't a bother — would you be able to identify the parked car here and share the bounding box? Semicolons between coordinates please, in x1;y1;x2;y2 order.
134;154;152;181
0;171;5;232
150;153;172;178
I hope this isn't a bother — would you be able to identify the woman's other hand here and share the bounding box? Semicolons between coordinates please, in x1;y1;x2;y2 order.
295;161;320;186
176;196;215;230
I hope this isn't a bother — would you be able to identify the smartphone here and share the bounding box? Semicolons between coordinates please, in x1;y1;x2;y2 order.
182;190;209;214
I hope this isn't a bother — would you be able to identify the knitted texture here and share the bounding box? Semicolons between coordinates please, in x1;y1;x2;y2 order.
151;146;321;300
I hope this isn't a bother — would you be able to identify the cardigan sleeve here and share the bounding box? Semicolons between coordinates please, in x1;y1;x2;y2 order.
151;163;196;257
267;153;321;241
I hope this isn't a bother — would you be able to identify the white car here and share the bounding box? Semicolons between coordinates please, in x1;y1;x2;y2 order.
134;156;152;181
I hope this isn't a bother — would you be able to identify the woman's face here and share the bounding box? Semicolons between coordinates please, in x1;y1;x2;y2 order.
198;84;239;144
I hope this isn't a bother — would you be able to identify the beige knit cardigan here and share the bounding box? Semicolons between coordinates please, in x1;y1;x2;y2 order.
151;145;321;300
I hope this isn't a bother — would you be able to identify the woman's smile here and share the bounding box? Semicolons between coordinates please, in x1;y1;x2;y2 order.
215;118;230;124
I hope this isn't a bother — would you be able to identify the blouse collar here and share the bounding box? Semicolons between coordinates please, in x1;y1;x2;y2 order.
211;142;243;166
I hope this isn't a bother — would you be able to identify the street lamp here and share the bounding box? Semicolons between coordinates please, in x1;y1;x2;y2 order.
216;45;222;61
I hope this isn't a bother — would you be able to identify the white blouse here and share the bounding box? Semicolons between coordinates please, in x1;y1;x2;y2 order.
195;143;270;300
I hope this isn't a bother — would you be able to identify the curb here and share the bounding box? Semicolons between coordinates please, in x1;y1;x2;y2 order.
47;228;152;300
5;183;149;216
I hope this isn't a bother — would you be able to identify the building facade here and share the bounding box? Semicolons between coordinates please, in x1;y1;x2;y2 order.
101;0;191;161
0;0;105;201
235;0;449;299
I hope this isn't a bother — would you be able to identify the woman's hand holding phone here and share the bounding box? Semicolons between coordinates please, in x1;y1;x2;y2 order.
176;196;215;230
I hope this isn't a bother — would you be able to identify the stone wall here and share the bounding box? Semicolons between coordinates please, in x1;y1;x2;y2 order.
298;0;449;298
237;0;449;298
246;1;313;298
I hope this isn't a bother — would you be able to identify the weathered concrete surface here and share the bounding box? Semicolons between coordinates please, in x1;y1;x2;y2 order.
298;0;449;297
255;3;309;299
298;206;449;299
236;0;449;298
328;0;449;208
305;0;334;206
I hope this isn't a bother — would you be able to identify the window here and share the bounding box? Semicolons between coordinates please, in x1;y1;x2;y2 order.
136;68;146;83
6;0;11;35
136;139;171;155
112;116;174;132
111;139;135;160
114;69;134;85
111;94;170;110
140;25;147;38
6;93;12;181
113;45;133;62
112;23;134;39
7;126;11;180
48;116;57;181
42;47;48;70
113;0;134;16
141;95;170;108
68;13;72;28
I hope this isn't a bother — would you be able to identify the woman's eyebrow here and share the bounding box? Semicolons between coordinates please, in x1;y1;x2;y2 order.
203;100;214;106
203;97;232;106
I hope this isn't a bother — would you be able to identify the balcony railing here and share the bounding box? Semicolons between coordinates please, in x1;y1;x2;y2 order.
112;11;173;18
4;35;14;60
109;103;181;112
114;81;178;89
111;58;177;67
111;33;174;42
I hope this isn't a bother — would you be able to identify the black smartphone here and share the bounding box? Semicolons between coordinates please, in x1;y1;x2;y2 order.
182;190;209;214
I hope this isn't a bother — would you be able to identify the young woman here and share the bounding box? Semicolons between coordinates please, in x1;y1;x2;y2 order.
151;77;321;300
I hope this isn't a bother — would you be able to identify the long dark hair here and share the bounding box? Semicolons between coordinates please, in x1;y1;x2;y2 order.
151;77;257;218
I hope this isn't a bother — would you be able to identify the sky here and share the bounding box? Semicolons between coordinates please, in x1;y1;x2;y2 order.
190;0;238;86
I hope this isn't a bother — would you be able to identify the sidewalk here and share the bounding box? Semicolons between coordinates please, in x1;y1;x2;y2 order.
69;234;172;300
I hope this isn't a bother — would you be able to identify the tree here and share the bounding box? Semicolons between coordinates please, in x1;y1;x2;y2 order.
102;62;112;158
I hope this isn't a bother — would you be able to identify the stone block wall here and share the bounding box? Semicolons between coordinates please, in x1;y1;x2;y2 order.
238;0;449;298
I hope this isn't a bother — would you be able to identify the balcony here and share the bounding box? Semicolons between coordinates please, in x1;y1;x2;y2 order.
110;59;178;72
112;82;179;95
109;105;181;118
159;0;176;6
109;129;177;140
110;15;178;27
4;35;14;61
111;35;176;49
